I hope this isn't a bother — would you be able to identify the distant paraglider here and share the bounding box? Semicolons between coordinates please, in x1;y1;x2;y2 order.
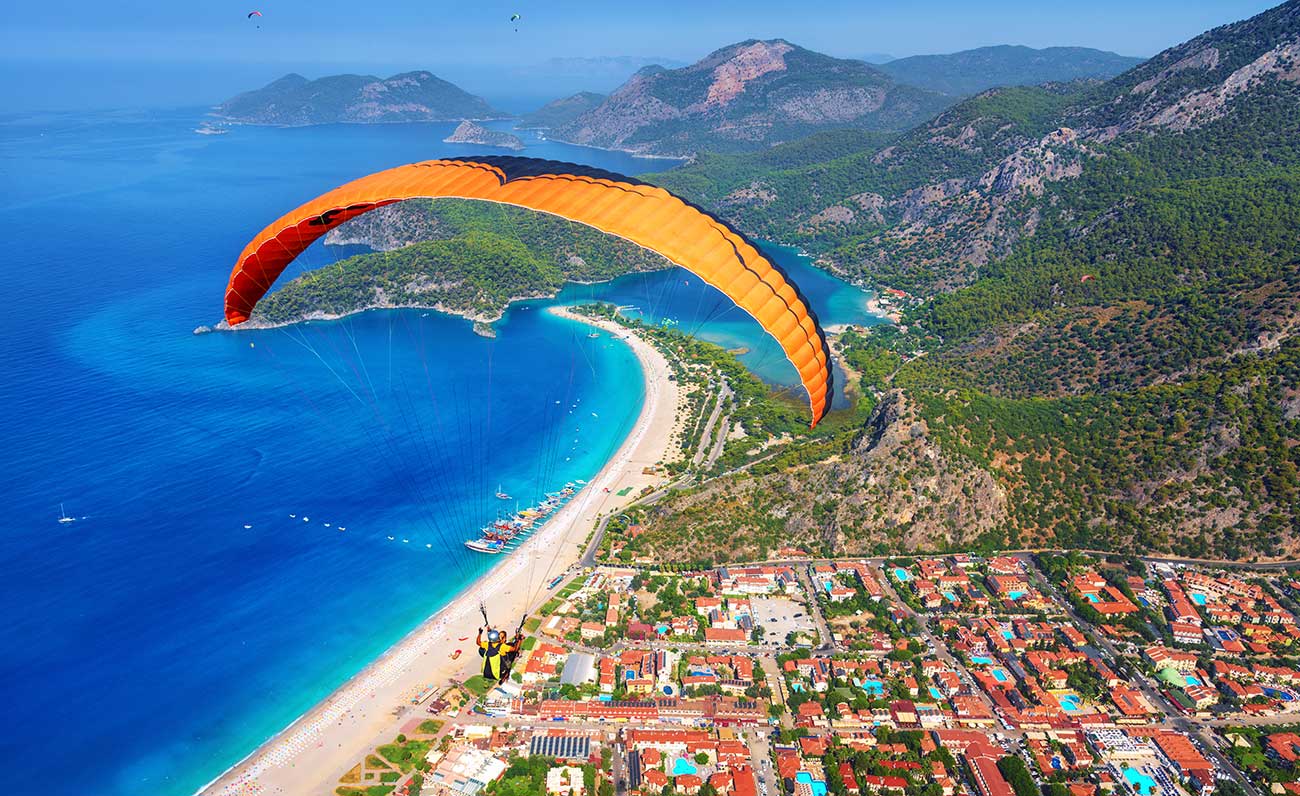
510;13;520;31
247;10;262;17
1080;274;1096;283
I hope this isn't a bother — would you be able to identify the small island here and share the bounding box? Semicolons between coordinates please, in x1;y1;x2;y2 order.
442;120;524;150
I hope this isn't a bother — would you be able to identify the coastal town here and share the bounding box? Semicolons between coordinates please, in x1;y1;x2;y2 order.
326;550;1300;796
191;310;1300;796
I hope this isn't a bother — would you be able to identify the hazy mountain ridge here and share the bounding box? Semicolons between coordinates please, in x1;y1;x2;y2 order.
636;0;1300;562
214;71;507;125
876;45;1145;97
548;39;953;156
517;92;607;129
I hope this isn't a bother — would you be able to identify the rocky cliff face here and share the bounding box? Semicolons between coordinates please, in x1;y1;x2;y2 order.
639;391;1007;562
214;71;507;125
549;40;951;156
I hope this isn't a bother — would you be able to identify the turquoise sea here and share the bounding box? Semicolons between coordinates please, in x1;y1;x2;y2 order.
0;109;880;795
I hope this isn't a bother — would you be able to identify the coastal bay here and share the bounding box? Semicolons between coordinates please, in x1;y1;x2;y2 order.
201;305;684;796
0;110;880;796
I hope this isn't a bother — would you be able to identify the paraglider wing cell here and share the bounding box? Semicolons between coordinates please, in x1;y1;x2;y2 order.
223;156;834;426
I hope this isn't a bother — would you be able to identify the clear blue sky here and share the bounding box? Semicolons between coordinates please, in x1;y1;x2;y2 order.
0;0;1281;109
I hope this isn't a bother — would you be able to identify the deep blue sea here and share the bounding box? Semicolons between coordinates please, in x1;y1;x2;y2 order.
0;109;880;795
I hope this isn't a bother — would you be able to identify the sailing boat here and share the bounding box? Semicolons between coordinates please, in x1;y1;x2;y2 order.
57;503;75;524
494;484;512;500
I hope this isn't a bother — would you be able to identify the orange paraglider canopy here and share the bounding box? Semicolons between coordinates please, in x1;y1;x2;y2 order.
224;156;832;426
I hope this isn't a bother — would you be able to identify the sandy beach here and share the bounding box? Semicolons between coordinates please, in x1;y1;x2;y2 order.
200;305;682;796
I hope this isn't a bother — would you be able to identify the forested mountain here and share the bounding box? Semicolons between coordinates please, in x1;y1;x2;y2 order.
214;71;506;125
876;45;1144;97
630;0;1300;564
547;40;952;156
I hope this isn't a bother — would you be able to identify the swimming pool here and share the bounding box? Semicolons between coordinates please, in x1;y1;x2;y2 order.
971;656;994;665
795;771;827;796
1058;693;1082;712
1008;590;1026;600
1191;592;1208;605
929;686;944;700
1184;675;1201;686
1001;629;1013;640
861;678;885;696
1123;767;1156;795
1084;592;1100;603
992;669;1009;684
893;568;911;582
672;758;698;777
943;591;957;601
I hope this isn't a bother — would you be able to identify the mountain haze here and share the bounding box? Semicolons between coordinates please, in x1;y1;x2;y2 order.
875;45;1145;97
548;39;953;156
517;92;607;129
214;71;506;125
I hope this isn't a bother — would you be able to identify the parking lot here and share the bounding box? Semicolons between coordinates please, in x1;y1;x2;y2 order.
752;596;816;644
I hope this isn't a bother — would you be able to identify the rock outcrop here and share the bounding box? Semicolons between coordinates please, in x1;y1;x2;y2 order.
442;120;524;150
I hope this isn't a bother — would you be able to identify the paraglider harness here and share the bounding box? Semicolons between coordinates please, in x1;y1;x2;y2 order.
479;604;524;682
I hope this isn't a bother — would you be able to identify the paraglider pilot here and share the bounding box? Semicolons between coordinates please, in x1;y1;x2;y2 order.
477;625;523;682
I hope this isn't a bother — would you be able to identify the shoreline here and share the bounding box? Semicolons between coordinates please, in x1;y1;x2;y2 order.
198;304;682;796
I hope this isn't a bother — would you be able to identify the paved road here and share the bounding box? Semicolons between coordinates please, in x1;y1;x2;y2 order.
610;739;627;796
793;565;836;651
747;727;777;796
758;655;792;730
692;379;732;468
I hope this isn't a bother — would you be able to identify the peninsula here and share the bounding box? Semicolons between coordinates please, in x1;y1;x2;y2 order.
241;200;670;330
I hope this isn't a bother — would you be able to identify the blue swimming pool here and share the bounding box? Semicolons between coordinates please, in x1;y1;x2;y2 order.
1191;592;1208;606
1001;629;1013;640
796;771;827;796
1008;590;1026;600
1184;675;1201;686
992;669;1010;683
1058;693;1082;712
861;678;884;696
929;686;944;700
1084;593;1100;603
1123;767;1156;795
672;758;698;777
893;568;911;582
971;656;994;665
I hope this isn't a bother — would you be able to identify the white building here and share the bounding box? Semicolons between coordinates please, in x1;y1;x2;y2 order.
546;765;586;795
